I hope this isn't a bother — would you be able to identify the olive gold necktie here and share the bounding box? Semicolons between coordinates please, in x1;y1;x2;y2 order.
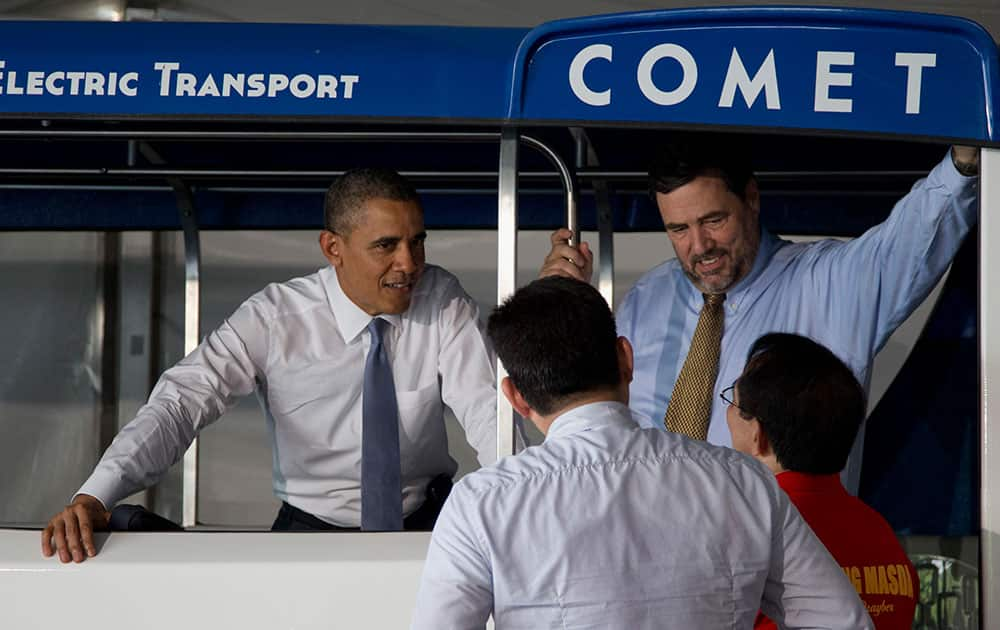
664;292;726;440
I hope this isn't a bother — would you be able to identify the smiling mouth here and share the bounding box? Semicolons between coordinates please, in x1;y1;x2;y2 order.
695;254;726;273
382;279;415;290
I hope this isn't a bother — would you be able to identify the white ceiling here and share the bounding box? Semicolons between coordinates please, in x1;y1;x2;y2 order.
0;0;997;40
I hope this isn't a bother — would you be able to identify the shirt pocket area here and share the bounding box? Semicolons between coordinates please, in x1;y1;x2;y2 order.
396;380;441;422
395;380;447;457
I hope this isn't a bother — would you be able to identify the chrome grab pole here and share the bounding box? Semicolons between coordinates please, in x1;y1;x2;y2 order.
139;141;201;528
495;131;580;459
178;200;201;528
521;135;577;247
496;128;519;460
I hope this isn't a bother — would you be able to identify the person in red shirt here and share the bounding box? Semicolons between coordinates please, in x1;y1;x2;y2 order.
724;332;918;630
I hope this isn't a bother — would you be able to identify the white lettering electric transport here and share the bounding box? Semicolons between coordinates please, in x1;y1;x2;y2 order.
0;59;359;99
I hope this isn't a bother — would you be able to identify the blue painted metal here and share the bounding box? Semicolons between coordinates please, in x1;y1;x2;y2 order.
0;9;995;231
0;21;525;120
0;9;993;142
0;186;906;235
509;7;1000;142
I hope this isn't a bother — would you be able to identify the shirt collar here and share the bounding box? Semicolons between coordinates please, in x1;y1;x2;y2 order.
724;227;780;298
546;400;637;440
674;227;780;305
775;470;846;495
320;265;402;344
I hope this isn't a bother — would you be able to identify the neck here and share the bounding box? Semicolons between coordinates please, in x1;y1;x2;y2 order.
759;453;785;476
533;389;624;436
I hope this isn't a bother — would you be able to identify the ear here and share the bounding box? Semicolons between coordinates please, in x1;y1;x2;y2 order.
743;178;761;216
617;336;634;386
749;418;770;458
319;230;344;268
500;377;534;420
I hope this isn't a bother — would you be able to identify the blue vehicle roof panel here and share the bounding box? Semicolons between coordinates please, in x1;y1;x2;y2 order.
0;10;995;142
0;21;525;120
510;7;999;142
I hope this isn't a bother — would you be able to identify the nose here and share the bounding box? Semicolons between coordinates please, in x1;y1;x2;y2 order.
394;242;419;274
690;226;714;255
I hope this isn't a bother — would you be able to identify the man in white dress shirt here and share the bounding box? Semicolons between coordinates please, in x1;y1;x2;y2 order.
42;168;500;562
412;276;871;630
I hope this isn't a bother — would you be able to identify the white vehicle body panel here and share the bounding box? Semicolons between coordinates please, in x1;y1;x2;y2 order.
0;530;431;629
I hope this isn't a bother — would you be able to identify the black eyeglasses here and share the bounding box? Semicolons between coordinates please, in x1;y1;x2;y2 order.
719;384;737;406
720;384;752;417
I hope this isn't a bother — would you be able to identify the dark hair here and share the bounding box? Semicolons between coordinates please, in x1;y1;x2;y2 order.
648;135;754;200
487;277;620;416
324;168;420;234
736;333;865;475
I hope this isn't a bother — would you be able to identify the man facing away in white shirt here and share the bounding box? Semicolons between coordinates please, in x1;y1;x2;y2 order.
42;168;501;562
412;276;872;630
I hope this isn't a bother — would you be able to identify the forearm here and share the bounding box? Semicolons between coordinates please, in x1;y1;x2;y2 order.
76;397;201;508
437;287;504;465
77;323;259;507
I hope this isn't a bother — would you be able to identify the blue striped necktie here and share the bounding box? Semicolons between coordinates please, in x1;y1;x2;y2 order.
361;317;403;531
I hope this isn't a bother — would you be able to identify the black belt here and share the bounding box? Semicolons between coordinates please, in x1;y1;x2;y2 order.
272;474;453;532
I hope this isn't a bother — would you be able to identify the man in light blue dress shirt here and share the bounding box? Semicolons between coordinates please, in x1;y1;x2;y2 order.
541;138;979;487
412;277;870;629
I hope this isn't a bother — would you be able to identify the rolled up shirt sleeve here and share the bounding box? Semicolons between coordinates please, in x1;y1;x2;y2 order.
76;297;269;509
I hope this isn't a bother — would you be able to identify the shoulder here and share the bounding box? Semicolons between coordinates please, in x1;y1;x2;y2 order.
409;264;480;322
774;235;853;260
647;429;774;478
758;235;847;280
618;259;683;316
449;447;549;499
456;425;773;498
642;431;785;512
231;269;328;327
413;264;473;301
627;259;682;296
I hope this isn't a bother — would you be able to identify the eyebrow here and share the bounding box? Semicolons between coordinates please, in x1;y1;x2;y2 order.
369;231;427;248
699;211;728;222
665;210;729;231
